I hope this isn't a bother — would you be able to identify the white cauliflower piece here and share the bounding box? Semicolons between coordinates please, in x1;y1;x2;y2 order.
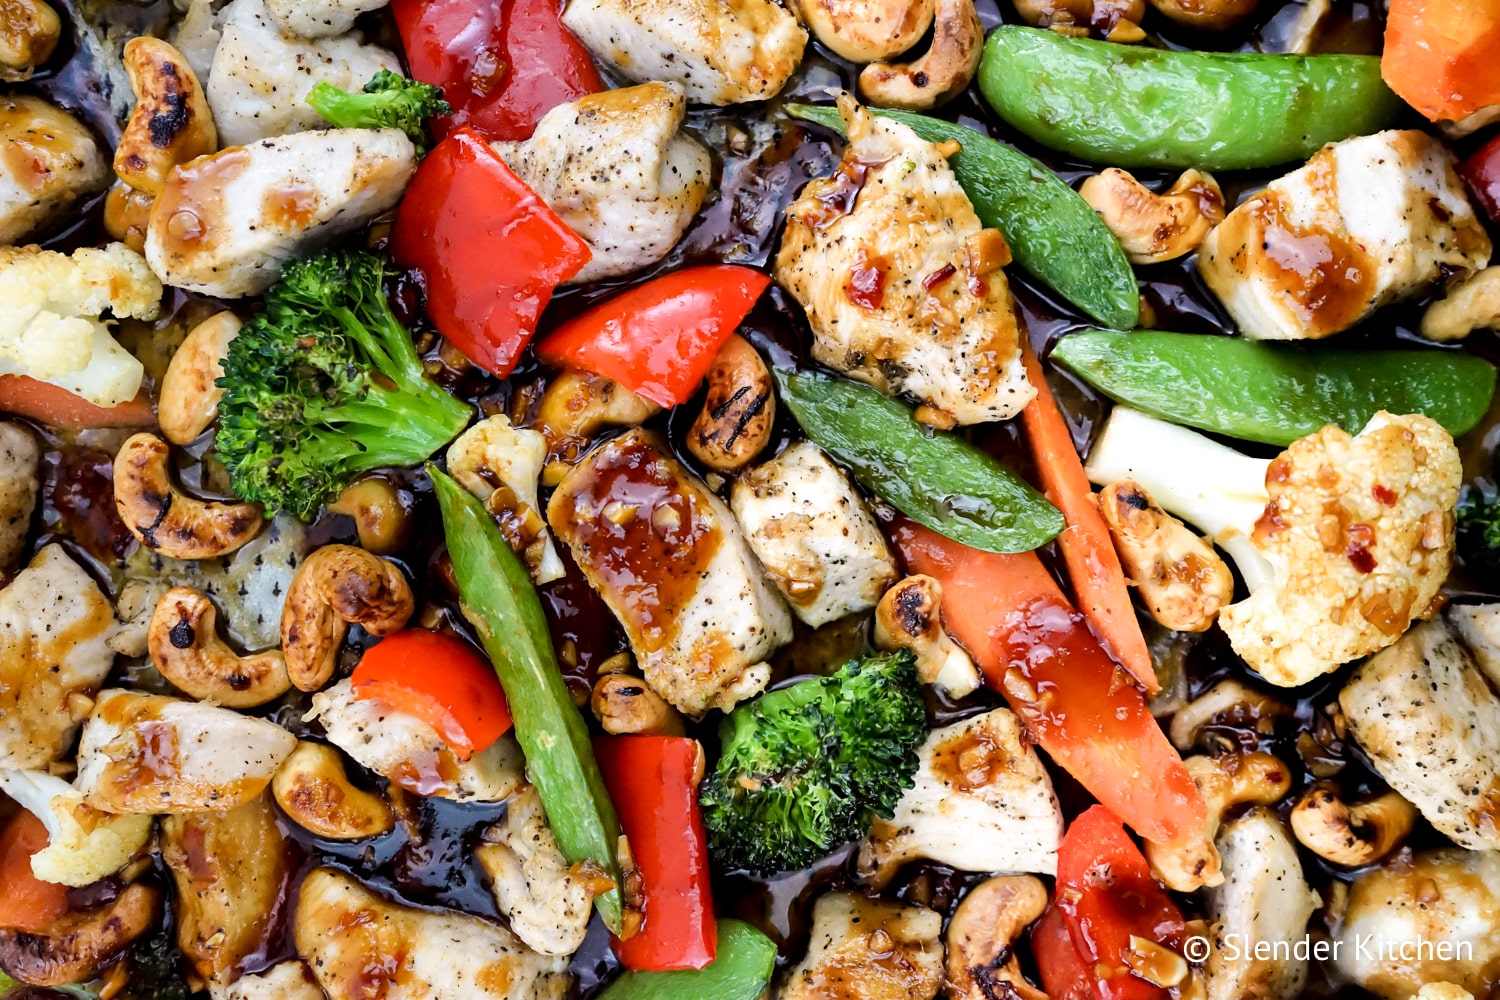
446;415;565;585
0;244;161;407
0;769;152;886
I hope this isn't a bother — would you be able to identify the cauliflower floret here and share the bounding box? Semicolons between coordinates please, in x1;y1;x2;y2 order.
0;769;152;886
0;243;161;407
446;415;565;585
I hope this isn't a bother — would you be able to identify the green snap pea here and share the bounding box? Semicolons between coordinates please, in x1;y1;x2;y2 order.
1051;329;1498;446
776;368;1064;554
977;26;1402;170
597;920;778;1000
786;103;1138;330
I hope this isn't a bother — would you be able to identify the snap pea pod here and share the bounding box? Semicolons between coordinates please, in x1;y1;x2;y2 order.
977;26;1402;170
429;466;626;933
1051;329;1498;447
597;920;777;1000
776;368;1064;554
786;103;1138;330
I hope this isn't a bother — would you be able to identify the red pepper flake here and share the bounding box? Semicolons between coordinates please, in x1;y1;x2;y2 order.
922;263;957;291
1372;484;1397;506
967;274;990;298
1346;522;1377;573
845;252;889;311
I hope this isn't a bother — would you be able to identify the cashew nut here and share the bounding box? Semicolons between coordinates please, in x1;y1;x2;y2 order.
159;311;241;446
591;673;685;736
1098;479;1235;632
685;335;775;473
148;586;290;708
328;476;411;555
858;0;983;111
946;875;1049;1000
791;0;934;62
113;432;266;559
1289;782;1416;867
103;180;154;253
1420;266;1500;342
1013;0;1145;33
113;36;217;197
533;372;660;485
1167;678;1292;752
873;574;981;698
1146;0;1259;30
281;544;414;692
272;740;395;840
0;883;159;987
0;0;60;78
1143;751;1292;892
1080;168;1225;265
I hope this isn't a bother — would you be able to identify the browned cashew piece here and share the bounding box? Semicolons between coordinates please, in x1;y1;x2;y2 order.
0;883;159;987
103;180;154;253
686;335;775;473
148;586;290;707
1289;783;1417;867
791;0;934;62
1146;0;1259;30
159;311;241;446
1420;266;1500;342
533;372;661;485
1167;677;1292;752
946;875;1049;1000
0;0;60;78
281;544;414;692
1013;0;1145;33
858;0;983;110
113;433;265;559
873;574;981;697
114;36;217;197
1080;168;1224;265
272;740;395;840
328;476;412;555
592;673;685;736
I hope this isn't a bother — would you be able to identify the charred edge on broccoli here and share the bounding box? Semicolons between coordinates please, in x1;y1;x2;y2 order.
700;650;927;875
214;249;472;522
306;69;450;156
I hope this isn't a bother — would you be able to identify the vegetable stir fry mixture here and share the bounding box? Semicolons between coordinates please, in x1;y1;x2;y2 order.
5;0;1500;998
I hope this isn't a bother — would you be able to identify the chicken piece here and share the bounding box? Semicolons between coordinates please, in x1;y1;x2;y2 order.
296;868;571;1000
145;128;415;298
263;0;388;38
548;428;793;715
1446;602;1500;690
561;0;805;105
0;423;38;575
1199;130;1492;341
1339;618;1500;850
494;83;710;285
475;783;594;957
1417;987;1476;1000
206;0;400;145
1202;809;1319;1000
857;707;1063;887
780;892;944;1000
730;441;897;628
75;689;297;813
210;961;326;1000
775;95;1032;426
1330;849;1500;999
0;545;117;770
306;678;524;802
446;415;565;585
162;791;292;985
0;95;107;245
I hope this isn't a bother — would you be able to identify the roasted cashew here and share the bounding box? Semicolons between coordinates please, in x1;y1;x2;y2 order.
272;740;395;840
1144;751;1292;892
686;335;775;473
1289;783;1416;867
328;476;411;555
281;544;414;692
148;586;290;707
103;180;154;253
1098;479;1234;632
1167;678;1292;752
1080;168;1224;265
1013;0;1145;33
873;574;981;698
159;311;240;446
1146;0;1259;29
113;36;216;197
858;0;983;110
591;673;685;736
791;0;933;62
946;875;1049;1000
0;0;60;78
0;883;159;987
1420;266;1500;342
533;372;660;485
113;433;266;559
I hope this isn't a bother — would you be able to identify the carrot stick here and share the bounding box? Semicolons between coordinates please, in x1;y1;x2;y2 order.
1020;346;1157;694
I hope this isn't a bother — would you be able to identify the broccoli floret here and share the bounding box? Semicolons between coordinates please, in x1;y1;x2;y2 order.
700;651;927;875
1458;487;1500;585
306;69;450;155
215;249;472;521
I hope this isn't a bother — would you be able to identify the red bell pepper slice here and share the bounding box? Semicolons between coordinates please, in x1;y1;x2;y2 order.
1053;806;1188;1000
595;736;716;971
535;266;771;407
391;128;591;378
392;0;602;142
890;519;1206;848
1033;905;1098;1000
352;628;514;759
1460;132;1500;225
0;811;70;934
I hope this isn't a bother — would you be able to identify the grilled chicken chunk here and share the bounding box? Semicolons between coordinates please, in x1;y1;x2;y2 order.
0;96;108;246
263;0;389;38
548;428;793;715
210;962;326;1000
1447;602;1500;690
561;0;806;105
296;869;572;1000
1199;130;1491;341
780;892;944;1000
776;95;1032;426
145;128;416;298
494;83;710;285
0;423;38;575
476;783;595;957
